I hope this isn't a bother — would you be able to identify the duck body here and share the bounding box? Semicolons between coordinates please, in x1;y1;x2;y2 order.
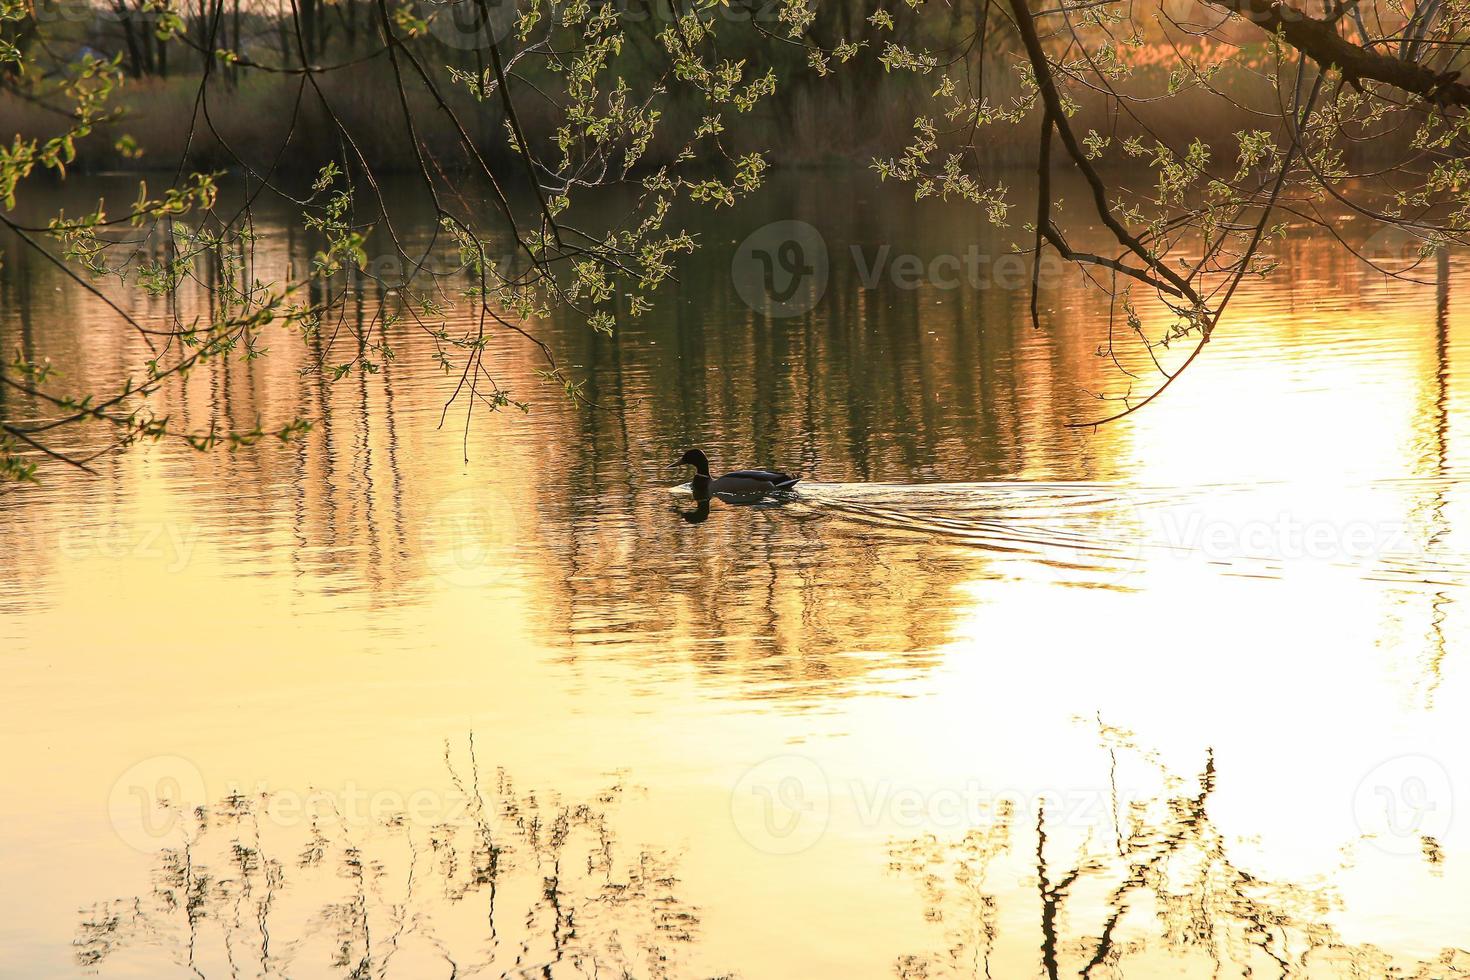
671;449;800;496
702;469;801;495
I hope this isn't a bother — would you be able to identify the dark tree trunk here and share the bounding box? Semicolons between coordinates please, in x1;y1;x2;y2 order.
299;0;318;64
115;4;147;78
196;0;215;73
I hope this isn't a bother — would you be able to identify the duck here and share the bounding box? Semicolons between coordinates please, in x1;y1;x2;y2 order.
668;448;800;496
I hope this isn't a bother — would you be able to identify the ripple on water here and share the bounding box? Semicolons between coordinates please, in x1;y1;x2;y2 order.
760;477;1470;592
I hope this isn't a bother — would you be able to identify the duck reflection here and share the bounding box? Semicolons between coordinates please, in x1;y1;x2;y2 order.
678;497;712;524
672;477;804;525
75;738;708;979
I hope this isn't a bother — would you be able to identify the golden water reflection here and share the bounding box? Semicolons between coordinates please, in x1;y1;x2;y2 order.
77;739;704;979
75;728;1468;978
3;173;1470;976
892;723;1465;979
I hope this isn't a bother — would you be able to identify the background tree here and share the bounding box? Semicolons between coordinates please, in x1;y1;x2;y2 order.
1;0;1468;479
884;0;1470;420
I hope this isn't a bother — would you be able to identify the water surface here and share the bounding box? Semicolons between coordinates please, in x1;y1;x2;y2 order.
3;172;1469;977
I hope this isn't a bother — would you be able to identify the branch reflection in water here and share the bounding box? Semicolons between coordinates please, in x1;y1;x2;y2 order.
75;738;710;979
76;725;1469;979
891;721;1467;979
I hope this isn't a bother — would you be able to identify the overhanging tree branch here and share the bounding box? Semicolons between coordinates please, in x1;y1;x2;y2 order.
1198;0;1470;106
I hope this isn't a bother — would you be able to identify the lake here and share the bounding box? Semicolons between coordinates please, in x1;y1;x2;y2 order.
2;170;1468;977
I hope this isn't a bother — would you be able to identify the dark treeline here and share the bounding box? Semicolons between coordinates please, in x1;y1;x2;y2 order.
2;0;1005;172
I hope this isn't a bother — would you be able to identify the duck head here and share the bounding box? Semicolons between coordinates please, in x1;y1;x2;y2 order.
668;448;711;477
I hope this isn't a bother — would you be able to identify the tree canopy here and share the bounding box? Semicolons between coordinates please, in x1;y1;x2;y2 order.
2;0;1468;479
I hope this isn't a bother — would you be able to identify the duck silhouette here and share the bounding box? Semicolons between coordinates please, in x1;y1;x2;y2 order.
668;449;800;496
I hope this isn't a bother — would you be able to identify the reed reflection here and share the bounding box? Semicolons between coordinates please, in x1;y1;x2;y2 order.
76;738;706;979
74;726;1469;979
892;722;1466;979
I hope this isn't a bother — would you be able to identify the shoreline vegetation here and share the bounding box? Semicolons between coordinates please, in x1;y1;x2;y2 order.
1;1;1413;179
2;61;1419;179
1;69;939;174
4;0;1464;480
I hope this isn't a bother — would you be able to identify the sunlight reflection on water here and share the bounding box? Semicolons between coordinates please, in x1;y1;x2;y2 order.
3;173;1470;977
